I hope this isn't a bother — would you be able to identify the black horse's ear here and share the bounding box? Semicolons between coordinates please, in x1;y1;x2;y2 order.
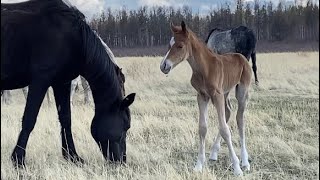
181;21;187;33
121;93;136;109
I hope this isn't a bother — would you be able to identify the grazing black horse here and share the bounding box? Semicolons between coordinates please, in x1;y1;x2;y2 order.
205;26;259;85
1;0;135;167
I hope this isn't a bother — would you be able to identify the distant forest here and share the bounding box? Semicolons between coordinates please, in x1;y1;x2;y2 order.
89;0;319;55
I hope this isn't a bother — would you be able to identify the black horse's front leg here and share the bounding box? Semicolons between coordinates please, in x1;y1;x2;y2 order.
52;82;84;164
11;80;49;168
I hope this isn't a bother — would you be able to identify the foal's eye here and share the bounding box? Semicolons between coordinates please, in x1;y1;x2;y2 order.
177;45;183;49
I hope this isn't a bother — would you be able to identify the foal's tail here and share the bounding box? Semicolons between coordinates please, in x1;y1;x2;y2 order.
251;52;258;85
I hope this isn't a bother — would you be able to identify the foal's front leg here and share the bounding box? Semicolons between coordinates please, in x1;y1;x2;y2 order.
212;93;242;176
11;81;49;168
52;82;84;164
194;93;209;172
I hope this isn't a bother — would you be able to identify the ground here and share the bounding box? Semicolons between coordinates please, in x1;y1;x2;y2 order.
1;52;319;180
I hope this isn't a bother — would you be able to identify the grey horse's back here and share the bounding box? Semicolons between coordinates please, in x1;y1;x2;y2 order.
206;25;259;85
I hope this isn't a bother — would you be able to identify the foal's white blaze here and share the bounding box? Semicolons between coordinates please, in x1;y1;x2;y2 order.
160;37;175;72
160;50;170;66
169;37;175;47
160;51;173;73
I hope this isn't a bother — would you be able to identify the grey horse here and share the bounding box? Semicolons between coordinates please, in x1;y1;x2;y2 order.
205;26;259;85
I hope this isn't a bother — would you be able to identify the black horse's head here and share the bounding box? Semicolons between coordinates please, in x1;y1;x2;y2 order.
91;93;135;163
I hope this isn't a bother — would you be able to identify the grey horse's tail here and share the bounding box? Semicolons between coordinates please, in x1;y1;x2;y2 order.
251;51;259;85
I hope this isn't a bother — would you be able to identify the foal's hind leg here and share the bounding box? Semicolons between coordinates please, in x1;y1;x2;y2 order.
236;84;250;171
52;82;84;164
11;80;49;168
212;93;242;176
209;92;231;161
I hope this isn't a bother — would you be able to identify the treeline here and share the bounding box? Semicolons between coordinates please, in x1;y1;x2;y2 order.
89;0;319;48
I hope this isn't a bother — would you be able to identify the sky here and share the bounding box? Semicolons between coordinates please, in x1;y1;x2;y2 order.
2;0;317;20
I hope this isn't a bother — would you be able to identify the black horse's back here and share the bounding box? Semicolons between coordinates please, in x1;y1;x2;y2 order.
1;0;46;10
1;0;85;89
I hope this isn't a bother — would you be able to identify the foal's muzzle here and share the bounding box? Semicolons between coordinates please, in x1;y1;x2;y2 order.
160;59;172;74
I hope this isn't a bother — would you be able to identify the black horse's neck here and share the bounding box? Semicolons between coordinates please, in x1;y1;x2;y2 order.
88;67;122;112
80;22;123;112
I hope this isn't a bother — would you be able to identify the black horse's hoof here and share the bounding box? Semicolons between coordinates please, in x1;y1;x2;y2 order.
11;152;26;169
255;80;259;86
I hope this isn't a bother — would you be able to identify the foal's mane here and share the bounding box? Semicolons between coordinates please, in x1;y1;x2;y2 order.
185;28;214;56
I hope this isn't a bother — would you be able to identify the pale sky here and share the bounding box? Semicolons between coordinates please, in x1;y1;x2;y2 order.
2;0;316;20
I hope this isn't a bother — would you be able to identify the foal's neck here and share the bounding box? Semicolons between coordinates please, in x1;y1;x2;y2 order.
187;32;216;75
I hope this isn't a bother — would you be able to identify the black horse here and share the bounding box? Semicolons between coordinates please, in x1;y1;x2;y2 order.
1;0;135;167
205;26;259;85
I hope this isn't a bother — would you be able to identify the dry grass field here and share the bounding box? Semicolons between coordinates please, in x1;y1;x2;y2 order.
1;52;319;180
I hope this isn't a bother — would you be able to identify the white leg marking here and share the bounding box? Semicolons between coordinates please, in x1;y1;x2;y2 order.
210;134;222;161
236;84;250;171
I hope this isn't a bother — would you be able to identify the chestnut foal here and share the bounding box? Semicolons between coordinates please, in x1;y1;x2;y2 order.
160;21;252;176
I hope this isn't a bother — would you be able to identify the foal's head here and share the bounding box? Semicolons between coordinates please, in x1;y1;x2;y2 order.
160;21;191;74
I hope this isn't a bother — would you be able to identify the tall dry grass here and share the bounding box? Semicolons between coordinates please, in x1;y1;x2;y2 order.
1;52;319;180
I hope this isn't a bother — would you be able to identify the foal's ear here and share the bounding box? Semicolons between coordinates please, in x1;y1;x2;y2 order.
170;21;179;33
181;21;187;34
121;93;136;108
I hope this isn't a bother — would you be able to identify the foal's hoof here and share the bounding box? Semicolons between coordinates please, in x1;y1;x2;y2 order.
193;163;204;172
233;166;243;176
255;80;259;86
209;153;218;161
241;161;251;172
242;164;250;172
